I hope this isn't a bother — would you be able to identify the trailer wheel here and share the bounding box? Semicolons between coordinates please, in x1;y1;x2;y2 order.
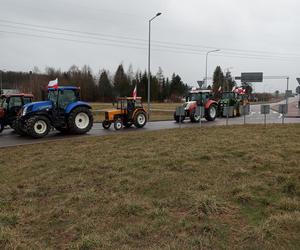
26;116;51;138
102;120;111;129
134;111;147;128
114;119;123;130
68;107;93;134
205;104;217;121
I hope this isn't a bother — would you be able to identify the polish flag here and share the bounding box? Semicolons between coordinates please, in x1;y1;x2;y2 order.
218;86;222;92
132;85;137;99
232;86;236;92
48;78;58;89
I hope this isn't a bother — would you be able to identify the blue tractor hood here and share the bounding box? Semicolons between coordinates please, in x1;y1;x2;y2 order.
24;100;53;113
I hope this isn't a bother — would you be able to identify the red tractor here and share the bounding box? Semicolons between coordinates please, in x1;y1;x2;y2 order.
174;89;218;123
0;93;33;133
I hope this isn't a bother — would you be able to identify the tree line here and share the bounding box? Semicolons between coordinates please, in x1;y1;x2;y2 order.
1;64;190;102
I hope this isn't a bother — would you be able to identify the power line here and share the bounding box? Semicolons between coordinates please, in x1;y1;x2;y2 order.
1;29;300;62
1;18;300;59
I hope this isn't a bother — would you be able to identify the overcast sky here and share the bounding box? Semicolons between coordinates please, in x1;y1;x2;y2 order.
1;0;299;92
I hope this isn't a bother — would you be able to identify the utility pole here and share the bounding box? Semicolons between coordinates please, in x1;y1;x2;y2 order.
205;49;220;88
147;12;162;121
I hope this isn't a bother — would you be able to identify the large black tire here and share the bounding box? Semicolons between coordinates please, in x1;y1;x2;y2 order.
12;120;27;136
134;111;147;128
68;107;93;134
190;110;201;123
102;120;111;129
26;116;51;138
174;112;185;123
205;104;217;121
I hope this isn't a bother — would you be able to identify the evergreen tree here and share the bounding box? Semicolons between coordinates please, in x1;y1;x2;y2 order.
113;64;130;97
98;70;113;102
212;66;224;96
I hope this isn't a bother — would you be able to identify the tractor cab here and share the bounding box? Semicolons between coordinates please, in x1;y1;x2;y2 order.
186;89;212;105
103;97;147;130
0;93;33;132
48;86;80;110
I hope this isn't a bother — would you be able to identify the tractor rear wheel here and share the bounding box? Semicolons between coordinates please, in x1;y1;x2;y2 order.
68;107;93;134
205;104;217;121
26;116;51;138
102;120;111;129
134;111;147;128
114;119;123;130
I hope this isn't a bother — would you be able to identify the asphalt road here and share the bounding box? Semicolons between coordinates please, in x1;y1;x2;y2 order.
1;98;299;148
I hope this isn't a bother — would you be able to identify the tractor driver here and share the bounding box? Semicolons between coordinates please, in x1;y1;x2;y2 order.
127;99;135;118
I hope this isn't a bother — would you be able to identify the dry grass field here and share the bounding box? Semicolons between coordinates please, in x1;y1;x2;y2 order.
0;125;300;249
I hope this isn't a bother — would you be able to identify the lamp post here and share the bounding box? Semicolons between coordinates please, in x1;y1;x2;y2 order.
205;49;220;87
147;12;161;120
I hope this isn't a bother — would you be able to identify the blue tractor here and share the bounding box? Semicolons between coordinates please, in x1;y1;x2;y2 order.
15;86;93;138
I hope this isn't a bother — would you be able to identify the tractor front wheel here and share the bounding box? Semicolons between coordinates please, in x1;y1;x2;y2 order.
190;111;200;123
68;107;93;134
205;105;217;121
26;116;51;138
114;119;123;130
102;120;111;129
134;111;147;128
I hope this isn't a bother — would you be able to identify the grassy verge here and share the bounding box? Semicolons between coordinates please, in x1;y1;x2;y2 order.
0;125;300;249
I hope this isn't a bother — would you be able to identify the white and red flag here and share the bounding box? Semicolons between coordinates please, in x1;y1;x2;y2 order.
218;86;222;92
48;78;58;89
132;84;137;99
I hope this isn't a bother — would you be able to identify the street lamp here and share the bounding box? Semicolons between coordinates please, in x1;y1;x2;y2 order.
147;12;161;120
205;49;220;87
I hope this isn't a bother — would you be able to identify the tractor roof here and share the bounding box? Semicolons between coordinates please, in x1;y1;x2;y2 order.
117;97;142;100
48;86;80;91
0;93;34;98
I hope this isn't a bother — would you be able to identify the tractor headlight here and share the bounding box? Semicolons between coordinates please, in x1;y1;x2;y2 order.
22;107;28;116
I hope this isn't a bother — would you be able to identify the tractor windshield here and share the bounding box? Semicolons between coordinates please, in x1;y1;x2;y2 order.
23;97;32;104
187;93;200;102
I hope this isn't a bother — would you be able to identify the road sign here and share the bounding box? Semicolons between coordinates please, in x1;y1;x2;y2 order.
240;104;250;115
241;72;263;82
260;105;270;114
197;81;205;88
223;106;234;117
297;78;300;85
278;104;288;114
285;90;293;98
296;86;300;94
